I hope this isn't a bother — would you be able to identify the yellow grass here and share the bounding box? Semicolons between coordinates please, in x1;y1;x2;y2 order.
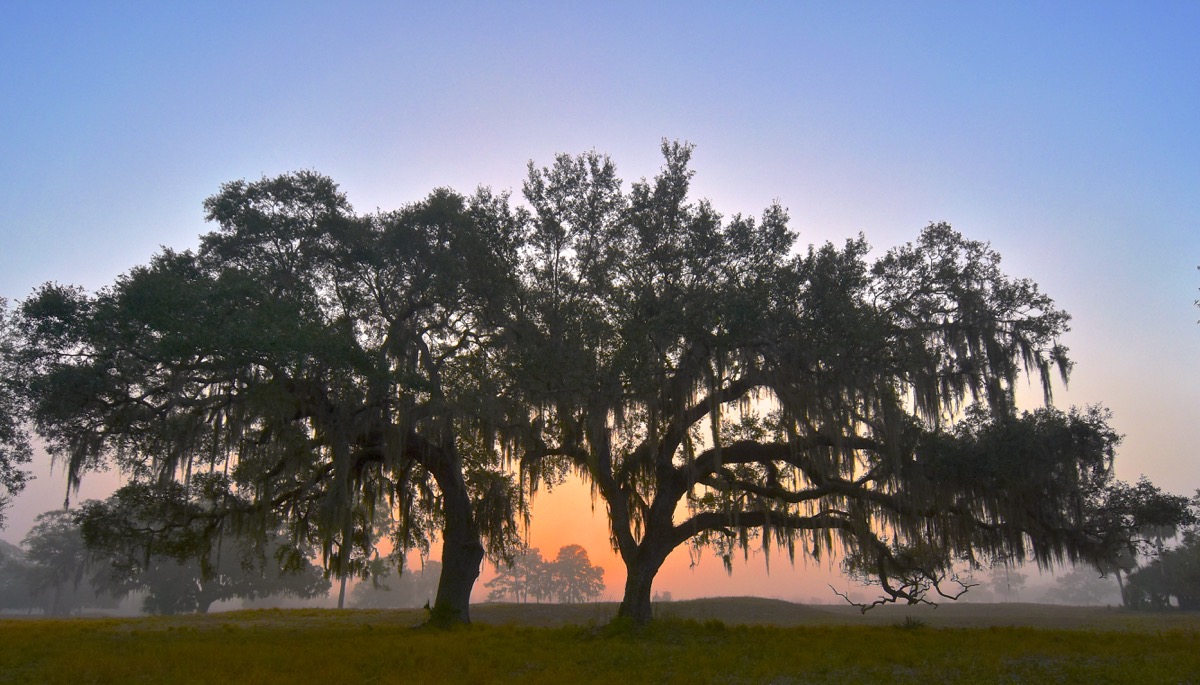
1;600;1197;684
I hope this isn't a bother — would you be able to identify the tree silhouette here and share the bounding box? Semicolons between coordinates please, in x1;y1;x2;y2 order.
68;488;331;614
1047;567;1121;605
115;538;330;615
986;565;1028;602
0;539;39;612
550;545;605;604
486;545;605;603
506;142;1130;623
486;547;550;603
0;299;31;527
1085;477;1196;606
18;510;122;615
13;176;524;624
1127;527;1200;610
5;144;1162;627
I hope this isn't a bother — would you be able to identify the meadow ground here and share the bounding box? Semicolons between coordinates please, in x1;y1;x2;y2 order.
2;599;1198;684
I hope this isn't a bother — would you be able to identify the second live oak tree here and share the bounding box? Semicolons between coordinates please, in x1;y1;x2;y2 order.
507;142;1123;624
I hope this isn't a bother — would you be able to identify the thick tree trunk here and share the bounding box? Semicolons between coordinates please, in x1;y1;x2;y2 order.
433;514;484;625
616;543;670;625
431;477;484;625
414;434;485;626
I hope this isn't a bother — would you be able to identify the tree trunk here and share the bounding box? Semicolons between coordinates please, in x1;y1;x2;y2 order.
337;572;348;609
432;526;483;625
417;438;485;626
430;466;484;625
616;543;670;625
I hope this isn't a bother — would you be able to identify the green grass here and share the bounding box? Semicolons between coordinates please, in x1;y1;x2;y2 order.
1;601;1198;684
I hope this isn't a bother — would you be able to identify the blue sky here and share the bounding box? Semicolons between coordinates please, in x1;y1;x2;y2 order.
2;2;1197;598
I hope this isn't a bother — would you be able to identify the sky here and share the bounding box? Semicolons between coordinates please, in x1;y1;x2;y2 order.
2;1;1198;603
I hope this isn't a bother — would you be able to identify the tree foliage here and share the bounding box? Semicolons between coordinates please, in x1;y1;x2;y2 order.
1089;477;1197;555
550;544;606;604
113;537;329;615
1128;527;1200;610
1046;567;1121;606
5;143;1159;626
0;299;32;527
485;545;605;603
13;173;525;623
0;538;40;612
506;142;1124;622
485;547;550;603
1082;477;1197;607
79;485;330;614
22;510;93;614
15;510;121;615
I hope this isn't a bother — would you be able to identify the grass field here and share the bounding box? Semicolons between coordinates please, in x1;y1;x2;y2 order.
2;599;1198;684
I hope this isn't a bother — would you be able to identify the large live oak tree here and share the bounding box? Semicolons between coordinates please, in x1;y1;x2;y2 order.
15;173;523;623
505;142;1125;623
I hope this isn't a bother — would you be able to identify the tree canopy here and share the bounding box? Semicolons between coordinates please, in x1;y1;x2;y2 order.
0;299;32;527
77;484;331;614
1128;527;1200;610
5;142;1163;625
485;545;606;604
16;510;122;615
504;142;1125;622
14;172;525;623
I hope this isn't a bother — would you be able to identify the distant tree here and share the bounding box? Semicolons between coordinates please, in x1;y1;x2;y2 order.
0;299;31;527
486;545;605;603
1127;527;1200;610
350;560;441;609
0;538;38;612
486;547;549;603
549;544;605;604
507;143;1130;623
78;484;330;614
117;538;330;615
22;510;90;615
986;565;1028;603
1086;478;1197;606
1047;567;1122;606
20;510;119;615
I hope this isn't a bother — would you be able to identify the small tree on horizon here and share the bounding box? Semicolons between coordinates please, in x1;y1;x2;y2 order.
550;544;605;604
486;547;549;603
486;544;605;603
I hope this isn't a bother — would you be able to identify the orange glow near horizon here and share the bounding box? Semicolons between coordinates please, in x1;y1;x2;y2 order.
474;474;853;605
